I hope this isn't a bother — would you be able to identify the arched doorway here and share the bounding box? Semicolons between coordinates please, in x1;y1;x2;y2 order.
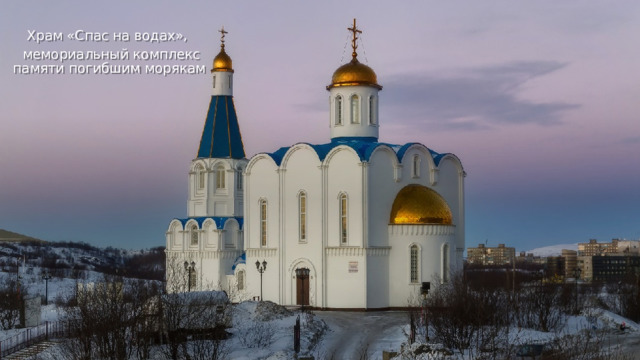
295;268;310;306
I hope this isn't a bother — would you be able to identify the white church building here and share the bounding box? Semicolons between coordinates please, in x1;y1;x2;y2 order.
165;21;465;309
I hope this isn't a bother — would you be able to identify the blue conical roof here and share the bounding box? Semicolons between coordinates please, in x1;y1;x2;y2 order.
197;95;246;159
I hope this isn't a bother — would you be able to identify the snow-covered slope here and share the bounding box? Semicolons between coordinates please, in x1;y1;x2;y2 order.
526;243;578;257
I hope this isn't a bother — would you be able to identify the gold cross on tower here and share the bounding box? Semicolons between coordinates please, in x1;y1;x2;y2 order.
218;26;228;48
348;18;362;60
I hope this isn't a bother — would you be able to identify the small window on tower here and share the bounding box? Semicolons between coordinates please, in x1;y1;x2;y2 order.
351;95;360;124
196;165;205;190
335;96;343;125
213;75;216;88
237;167;243;190
216;165;226;189
369;96;376;125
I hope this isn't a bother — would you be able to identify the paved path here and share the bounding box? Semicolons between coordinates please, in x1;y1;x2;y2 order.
313;311;407;359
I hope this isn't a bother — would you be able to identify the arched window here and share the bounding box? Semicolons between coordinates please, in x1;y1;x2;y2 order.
216;165;226;189
339;193;348;244
195;164;205;190
237;270;245;291
335;95;343;125
260;199;267;246
368;96;377;125
410;245;419;283
350;95;360;124
213;75;216;88
442;243;450;283
299;192;307;242
412;155;421;178
190;225;198;246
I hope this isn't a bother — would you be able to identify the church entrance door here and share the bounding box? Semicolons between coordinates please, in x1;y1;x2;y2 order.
296;273;310;306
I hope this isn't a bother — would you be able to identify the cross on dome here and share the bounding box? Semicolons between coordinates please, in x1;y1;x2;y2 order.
219;26;228;48
348;18;362;60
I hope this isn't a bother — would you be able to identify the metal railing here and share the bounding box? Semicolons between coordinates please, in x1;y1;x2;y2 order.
0;321;78;358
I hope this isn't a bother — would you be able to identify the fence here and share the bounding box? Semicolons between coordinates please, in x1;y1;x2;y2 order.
0;321;77;358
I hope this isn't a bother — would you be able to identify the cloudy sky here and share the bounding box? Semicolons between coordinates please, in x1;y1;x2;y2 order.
1;1;639;252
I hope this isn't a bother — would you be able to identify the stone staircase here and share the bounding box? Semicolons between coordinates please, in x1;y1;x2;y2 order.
3;340;58;359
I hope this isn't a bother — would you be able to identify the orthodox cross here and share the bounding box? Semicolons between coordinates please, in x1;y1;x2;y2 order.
219;26;228;48
348;18;362;60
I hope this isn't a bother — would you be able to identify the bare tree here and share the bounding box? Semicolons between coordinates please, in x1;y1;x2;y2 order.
0;279;21;330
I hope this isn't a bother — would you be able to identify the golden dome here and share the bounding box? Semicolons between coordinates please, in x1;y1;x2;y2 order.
327;59;381;90
212;47;233;72
389;185;453;225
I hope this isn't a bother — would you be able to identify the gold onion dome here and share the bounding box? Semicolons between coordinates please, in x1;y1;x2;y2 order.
212;46;233;72
327;19;381;90
328;59;381;89
389;185;453;225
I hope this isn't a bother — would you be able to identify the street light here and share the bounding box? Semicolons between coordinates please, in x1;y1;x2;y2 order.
295;268;310;312
574;267;582;314
42;270;52;305
421;282;431;342
184;261;196;292
256;260;267;301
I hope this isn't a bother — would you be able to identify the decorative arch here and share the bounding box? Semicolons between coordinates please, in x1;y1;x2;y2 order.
399;144;436;176
245;153;279;176
223;218;240;249
279;143;322;170
322;145;361;168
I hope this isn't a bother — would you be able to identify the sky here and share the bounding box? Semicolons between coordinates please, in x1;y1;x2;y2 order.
1;1;639;252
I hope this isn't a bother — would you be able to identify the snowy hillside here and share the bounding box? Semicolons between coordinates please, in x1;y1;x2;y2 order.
526;243;578;257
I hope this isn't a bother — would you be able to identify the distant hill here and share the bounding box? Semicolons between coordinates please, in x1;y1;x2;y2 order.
0;229;44;243
526;243;578;257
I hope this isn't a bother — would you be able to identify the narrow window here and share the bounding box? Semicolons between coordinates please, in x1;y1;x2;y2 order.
369;96;376;125
237;270;245;290
213;75;216;88
196;165;205;190
190;269;197;290
351;95;360;124
237;168;243;190
335;96;343;125
216;165;226;189
260;199;267;246
442;244;450;283
410;245;419;283
340;194;348;244
412;155;420;178
299;192;307;242
190;225;198;246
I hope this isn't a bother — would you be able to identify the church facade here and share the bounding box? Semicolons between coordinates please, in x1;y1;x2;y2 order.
165;22;465;309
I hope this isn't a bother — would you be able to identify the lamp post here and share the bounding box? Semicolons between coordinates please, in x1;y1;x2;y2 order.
574;267;581;314
295;268;310;312
421;282;430;342
184;261;195;292
256;260;267;301
42;270;52;305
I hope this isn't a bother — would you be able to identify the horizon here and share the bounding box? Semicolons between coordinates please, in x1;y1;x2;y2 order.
1;1;639;252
